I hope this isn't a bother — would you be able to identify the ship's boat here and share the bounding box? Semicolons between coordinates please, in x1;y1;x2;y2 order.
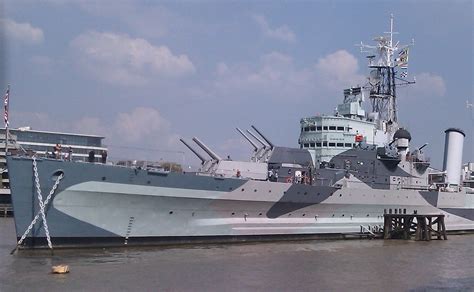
7;17;474;248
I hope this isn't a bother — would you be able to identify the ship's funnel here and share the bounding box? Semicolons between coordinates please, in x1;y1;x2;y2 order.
246;130;267;148
236;128;258;151
251;125;274;149
180;138;206;164
442;128;465;186
192;137;222;161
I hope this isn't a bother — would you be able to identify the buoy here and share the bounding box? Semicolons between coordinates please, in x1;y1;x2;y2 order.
52;265;69;274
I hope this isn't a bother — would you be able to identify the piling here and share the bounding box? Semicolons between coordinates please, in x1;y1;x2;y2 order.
383;214;447;241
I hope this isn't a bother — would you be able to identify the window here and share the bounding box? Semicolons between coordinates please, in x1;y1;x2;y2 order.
323;126;328;130
322;141;328;147
304;127;310;132
310;143;315;147
337;143;344;147
316;142;321;147
317;126;322;131
329;143;336;147
329;126;336;130
304;143;310;148
337;126;344;131
345;143;352;148
310;126;316;131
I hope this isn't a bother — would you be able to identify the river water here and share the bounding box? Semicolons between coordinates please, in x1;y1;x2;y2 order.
0;218;473;291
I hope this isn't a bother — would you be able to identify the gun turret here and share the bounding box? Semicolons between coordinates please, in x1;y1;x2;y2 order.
246;130;268;148
180;139;206;164
192;137;222;161
236;128;258;151
251;125;274;150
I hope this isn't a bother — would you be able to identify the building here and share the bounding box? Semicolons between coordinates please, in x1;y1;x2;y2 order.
0;127;107;204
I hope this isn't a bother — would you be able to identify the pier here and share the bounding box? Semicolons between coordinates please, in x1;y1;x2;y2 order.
383;214;447;241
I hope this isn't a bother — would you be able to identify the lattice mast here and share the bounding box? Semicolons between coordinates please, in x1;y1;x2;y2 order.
359;15;413;137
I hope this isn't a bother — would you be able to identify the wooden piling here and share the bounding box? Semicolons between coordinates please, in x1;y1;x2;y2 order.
383;214;447;241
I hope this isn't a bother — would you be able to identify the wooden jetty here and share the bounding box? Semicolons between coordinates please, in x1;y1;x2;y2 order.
383;214;447;241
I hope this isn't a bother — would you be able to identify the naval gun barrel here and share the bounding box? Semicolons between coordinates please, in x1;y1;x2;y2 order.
418;143;429;151
236;128;258;151
192;137;222;161
180;139;206;164
251;125;274;149
246;129;268;148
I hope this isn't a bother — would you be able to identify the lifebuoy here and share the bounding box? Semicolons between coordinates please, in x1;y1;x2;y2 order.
286;177;293;183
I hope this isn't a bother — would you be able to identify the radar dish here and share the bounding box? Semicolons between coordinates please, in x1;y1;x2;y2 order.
369;69;381;85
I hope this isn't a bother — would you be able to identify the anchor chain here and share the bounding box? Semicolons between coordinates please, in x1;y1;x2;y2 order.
14;156;63;250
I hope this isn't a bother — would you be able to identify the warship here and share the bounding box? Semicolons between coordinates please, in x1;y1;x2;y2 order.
7;17;474;248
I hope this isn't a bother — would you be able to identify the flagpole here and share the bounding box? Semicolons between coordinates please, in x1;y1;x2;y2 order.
4;85;9;155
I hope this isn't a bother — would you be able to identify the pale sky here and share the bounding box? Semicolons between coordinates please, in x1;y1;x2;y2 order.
1;0;473;168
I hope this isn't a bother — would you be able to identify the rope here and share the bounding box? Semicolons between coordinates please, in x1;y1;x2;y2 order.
11;156;63;253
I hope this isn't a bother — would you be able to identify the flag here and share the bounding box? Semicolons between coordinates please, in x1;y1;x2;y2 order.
396;47;409;69
3;87;9;127
400;71;408;78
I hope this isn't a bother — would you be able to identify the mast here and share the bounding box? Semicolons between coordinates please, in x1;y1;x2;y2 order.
359;15;414;139
4;85;9;154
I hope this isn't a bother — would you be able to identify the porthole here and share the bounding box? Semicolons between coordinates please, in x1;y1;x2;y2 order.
102;176;106;181
147;180;151;184
254;189;257;192
241;188;245;192
302;213;306;217
231;212;235;216
169;211;174;215
259;213;263;216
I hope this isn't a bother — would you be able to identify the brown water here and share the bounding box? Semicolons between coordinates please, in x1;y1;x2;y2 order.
1;218;473;291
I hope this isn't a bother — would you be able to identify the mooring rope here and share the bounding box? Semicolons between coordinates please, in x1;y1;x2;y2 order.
11;156;63;254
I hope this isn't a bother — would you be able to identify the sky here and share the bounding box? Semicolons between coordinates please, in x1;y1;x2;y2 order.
0;0;472;169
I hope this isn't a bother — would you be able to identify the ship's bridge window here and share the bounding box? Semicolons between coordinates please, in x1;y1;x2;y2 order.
337;126;344;131
317;126;322;131
323;126;328;130
316;142;321;147
337;143;344;147
329;126;336;130
304;143;310;148
310;126;316;131
310;143;315;147
329;142;336;147
345;143;352;148
322;142;328;147
304;127;310;132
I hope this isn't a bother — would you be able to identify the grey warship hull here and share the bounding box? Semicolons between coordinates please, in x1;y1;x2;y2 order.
8;156;474;248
